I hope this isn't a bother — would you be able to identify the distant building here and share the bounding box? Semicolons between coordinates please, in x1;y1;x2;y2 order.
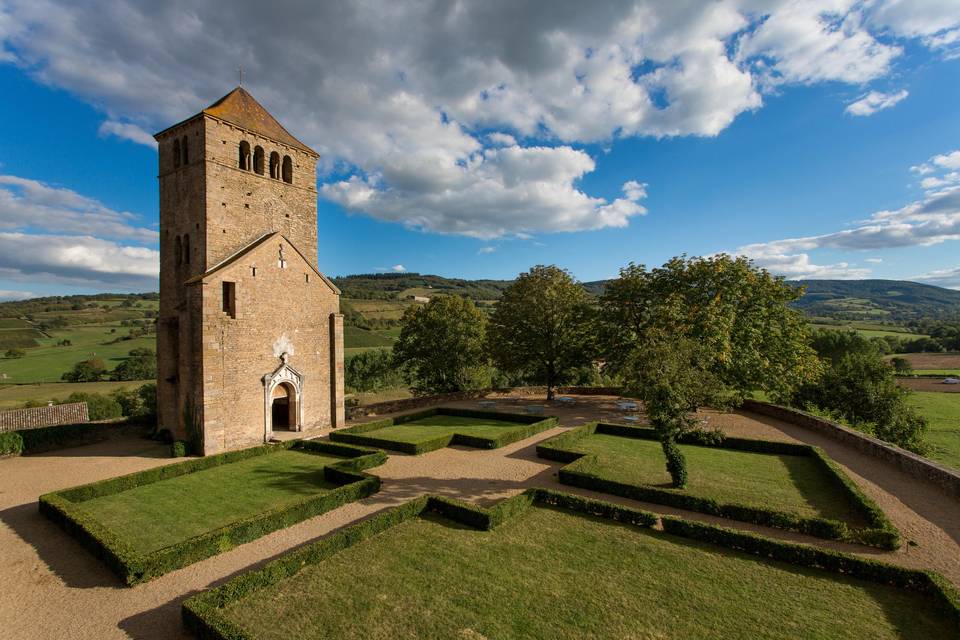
154;87;345;455
413;296;431;303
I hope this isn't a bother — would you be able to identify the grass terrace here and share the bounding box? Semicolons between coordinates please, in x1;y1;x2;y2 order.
330;407;558;454
537;423;899;548
185;491;959;640
40;440;386;584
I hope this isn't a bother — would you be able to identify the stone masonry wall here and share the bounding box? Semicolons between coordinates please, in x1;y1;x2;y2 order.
0;402;89;432
203;117;319;268
197;236;339;454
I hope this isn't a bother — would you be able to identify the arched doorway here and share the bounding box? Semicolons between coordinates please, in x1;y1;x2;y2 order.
271;382;296;430
262;359;304;442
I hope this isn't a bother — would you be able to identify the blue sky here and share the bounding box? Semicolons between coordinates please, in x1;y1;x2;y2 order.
1;1;959;299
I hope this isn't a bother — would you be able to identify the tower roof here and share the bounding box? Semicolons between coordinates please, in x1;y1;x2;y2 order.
155;87;317;156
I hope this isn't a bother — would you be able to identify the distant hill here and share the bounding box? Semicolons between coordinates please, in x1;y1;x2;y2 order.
790;280;960;321
331;273;512;301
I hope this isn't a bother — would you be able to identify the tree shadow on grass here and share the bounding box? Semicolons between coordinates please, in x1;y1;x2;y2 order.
0;501;122;589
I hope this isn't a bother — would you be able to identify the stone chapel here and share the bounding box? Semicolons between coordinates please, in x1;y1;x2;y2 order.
154;87;344;455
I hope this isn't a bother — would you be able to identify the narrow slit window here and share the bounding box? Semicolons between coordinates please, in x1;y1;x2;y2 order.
305;273;310;283
222;281;237;318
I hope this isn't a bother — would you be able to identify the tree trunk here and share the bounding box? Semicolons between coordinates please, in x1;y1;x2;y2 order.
546;363;555;400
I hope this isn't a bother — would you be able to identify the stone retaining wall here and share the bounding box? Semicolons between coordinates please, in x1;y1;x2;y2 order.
742;399;960;498
346;386;626;420
0;402;89;433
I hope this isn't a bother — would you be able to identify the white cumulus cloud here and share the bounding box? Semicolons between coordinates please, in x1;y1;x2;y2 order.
845;89;909;116
98;120;157;148
0;0;957;239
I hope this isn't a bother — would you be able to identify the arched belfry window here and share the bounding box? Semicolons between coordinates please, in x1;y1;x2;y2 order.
269;152;280;179
173;139;181;169
239;141;251;170
253;146;265;175
282;155;293;184
183;233;191;265
174;235;182;266
181;136;189;165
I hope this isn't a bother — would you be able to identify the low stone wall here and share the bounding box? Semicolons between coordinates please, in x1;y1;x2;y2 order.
0;402;89;433
742;399;960;498
346;391;489;420
346;386;627;420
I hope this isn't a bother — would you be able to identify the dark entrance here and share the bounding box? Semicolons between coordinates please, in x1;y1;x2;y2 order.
270;382;296;431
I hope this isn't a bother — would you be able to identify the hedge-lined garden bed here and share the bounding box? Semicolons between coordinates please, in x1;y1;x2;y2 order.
39;439;386;585
537;422;900;549
330;407;558;454
183;488;958;640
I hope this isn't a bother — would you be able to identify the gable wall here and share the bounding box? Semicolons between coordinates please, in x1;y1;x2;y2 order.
196;236;341;453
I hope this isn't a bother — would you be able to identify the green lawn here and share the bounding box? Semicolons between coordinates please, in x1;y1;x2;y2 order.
908;391;960;471
361;415;529;445
77;450;341;553
0;380;152;409
913;369;960;376
343;325;395;349
220;505;950;640
568;434;868;526
0;324;155;382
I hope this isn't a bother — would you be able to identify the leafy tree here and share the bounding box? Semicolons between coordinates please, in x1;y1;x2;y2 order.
62;357;108;382
621;332;722;487
808;329;877;365
66;392;122;421
111;383;157;419
890;356;912;376
4;348;25;359
111;350;157;381
601;255;821;486
346;349;403;392
393;295;488;395
486;265;595;400
793;352;927;452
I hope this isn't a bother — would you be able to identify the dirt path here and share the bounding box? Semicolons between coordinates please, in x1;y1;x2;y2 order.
0;395;958;639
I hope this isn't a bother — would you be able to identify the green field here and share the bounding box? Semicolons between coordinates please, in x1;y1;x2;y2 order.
808;323;927;340
343;325;395;348
0;380;152;410
219;505;950;640
0;324;154;383
913;369;960;376
567;434;869;526
359;414;530;445
78;449;342;554
908;391;960;470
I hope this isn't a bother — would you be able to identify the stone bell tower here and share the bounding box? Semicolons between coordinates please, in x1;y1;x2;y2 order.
154;87;344;455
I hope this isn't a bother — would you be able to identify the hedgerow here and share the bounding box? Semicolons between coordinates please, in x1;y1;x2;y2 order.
537;422;900;549
39;439;387;585
182;489;957;640
330;407;558;454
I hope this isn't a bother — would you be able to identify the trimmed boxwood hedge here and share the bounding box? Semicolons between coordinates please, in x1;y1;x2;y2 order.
1;420;143;455
39;439;387;585
329;406;558;454
537;422;900;549
182;488;958;640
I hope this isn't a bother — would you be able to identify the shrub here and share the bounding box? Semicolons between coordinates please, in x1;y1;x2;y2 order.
345;348;402;392
792;352;927;452
170;441;188;458
890;356;912;375
62;358;108;382
111;350;156;381
661;439;687;488
4;348;25;359
65;392;123;421
0;432;24;456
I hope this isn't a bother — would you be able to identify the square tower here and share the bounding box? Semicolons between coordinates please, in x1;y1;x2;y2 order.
154;87;344;455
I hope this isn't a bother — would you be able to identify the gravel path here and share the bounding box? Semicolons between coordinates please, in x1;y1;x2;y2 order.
0;394;957;639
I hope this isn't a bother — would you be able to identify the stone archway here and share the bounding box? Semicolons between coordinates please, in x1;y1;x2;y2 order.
262;359;304;441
